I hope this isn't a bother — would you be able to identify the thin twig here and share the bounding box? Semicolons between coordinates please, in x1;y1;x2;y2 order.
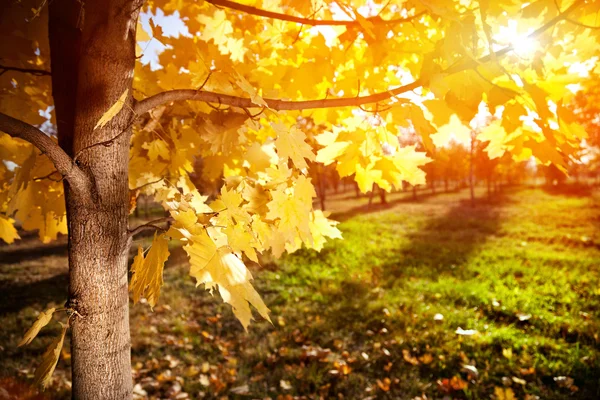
33;170;63;182
0;64;51;76
73;117;136;163
130;177;165;191
128;217;173;238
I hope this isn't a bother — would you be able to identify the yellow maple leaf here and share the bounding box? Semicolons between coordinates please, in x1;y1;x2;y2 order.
142;139;170;162
355;162;383;193
225;37;247;63
235;73;268;108
18;307;56;347
210;186;252;227
242;183;270;214
93;89;128;130
431;114;472;147
316;138;351;166
224;222;259;262
187;191;214;214
273;123;315;170
0;215;20;244
266;186;311;238
477;122;509;159
197;10;233;49
391;145;431;186
182;230;270;330
34;322;68;390
309;210;342;251
129;234;170;308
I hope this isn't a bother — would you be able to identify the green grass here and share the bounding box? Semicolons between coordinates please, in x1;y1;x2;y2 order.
1;185;599;399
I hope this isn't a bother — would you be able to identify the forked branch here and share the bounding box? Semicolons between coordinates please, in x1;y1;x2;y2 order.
0;112;88;190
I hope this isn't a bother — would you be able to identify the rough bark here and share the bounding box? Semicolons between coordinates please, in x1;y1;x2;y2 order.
48;0;138;398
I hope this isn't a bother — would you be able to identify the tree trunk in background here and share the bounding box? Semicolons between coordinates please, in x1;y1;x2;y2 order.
469;135;475;205
50;0;137;398
317;168;326;210
379;186;386;204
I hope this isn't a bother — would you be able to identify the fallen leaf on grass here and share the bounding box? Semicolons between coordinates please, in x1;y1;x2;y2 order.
455;327;478;336
419;353;434;364
280;380;292;390
462;364;479;378
437;376;468;392
520;367;535;375
517;313;532;321
376;378;391;391
512;376;526;385
230;384;249;394
554;376;578;391
494;386;515;400
402;349;419;365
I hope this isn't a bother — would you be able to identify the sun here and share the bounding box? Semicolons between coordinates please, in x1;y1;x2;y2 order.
493;19;538;58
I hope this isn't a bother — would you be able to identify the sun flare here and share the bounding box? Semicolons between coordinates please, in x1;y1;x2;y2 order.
494;19;538;58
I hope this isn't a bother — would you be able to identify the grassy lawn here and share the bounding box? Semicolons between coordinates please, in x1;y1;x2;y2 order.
1;185;599;399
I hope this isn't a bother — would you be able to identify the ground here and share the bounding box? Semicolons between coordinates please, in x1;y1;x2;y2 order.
1;185;599;399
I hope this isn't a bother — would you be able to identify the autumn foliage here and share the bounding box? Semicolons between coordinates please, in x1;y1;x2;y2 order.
1;0;599;394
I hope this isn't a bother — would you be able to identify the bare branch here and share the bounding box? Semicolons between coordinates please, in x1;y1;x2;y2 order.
135;0;583;115
0;112;88;190
128;217;173;238
206;0;425;27
0;64;51;76
33;170;62;182
563;18;600;29
134;80;422;114
130;177;165;192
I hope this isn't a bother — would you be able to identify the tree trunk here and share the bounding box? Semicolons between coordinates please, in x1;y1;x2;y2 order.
49;0;137;398
317;168;326;210
379;186;387;204
469;135;475;205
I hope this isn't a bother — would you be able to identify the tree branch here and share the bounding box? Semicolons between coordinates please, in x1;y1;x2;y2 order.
128;217;172;238
134;80;422;114
0;113;88;190
135;0;583;115
0;64;51;76
206;0;425;27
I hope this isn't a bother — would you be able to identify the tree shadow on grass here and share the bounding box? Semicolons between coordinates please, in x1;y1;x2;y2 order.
300;192;513;348
331;187;464;222
541;183;594;197
382;194;510;285
276;193;513;398
0;273;68;314
0;242;68;265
